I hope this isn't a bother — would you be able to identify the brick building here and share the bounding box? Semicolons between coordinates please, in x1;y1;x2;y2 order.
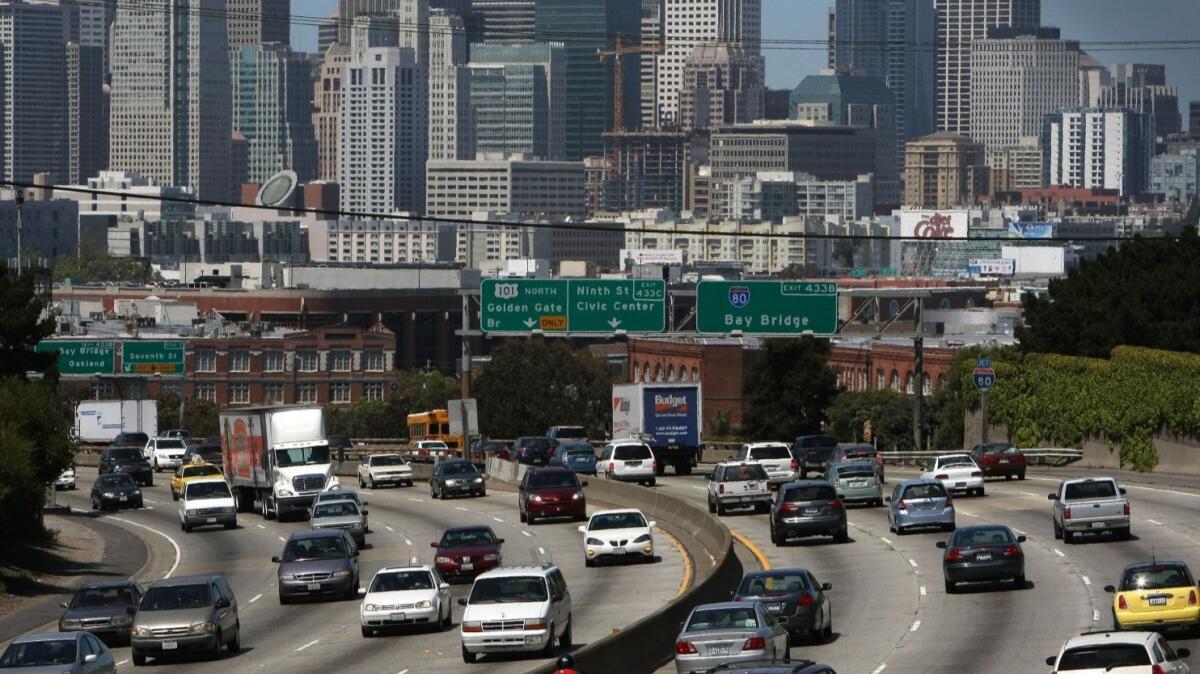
826;341;955;396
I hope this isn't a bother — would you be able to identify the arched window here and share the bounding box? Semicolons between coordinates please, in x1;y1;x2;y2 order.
667;365;676;382
905;372;914;394
877;369;886;390
890;370;900;392
691;367;699;382
654;364;663;382
923;373;932;396
641;362;650;383
936;374;946;390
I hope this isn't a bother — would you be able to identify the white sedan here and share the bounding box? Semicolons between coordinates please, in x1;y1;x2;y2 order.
358;453;414;488
921;454;986;497
579;508;656;566
53;467;76;490
360;564;452;637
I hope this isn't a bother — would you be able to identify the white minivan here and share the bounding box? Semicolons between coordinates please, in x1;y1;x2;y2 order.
599;441;657;486
178;478;237;532
459;564;572;663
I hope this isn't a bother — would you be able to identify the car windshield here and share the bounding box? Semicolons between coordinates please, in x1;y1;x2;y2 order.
468;576;547;604
440;462;476;476
686;607;759;631
722;464;769;481
372;455;406;466
420;441;449;450
184;465;221;478
939;456;973;467
782;485;836;502
313;501;359;518
1057;644;1151;669
750;446;791;460
283;536;348;562
119;433;149;444
156;439;185;450
953;527;1015;547
552;427;587;439
739;573;810;595
613;445;652;460
529;472;579;489
141;584;211;611
0;639;77;667
274;445;331;467
902;483;948;499
371;571;434;592
185;481;230;500
837;466;876;479
1122;566;1195;591
194;446;222;460
980;443;1016;454
106;448;140;461
521;438;553;450
441;528;496;547
97;474;135;488
71;585;136;608
590;512;646;530
1064;480;1117;500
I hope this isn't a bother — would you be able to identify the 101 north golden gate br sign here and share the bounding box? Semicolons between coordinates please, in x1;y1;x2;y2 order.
481;279;666;334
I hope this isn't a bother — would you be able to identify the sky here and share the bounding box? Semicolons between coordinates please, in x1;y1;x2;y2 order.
292;0;1200;120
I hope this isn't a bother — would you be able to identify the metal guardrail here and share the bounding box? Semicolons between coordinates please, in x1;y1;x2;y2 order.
879;448;1084;468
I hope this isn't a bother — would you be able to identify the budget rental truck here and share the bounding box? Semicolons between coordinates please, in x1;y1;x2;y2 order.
219;404;340;521
611;383;701;476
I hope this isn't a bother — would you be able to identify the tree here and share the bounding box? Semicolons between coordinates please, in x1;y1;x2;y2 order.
326;400;406;438
155;391;217;439
741;338;839;440
474;338;612;439
827;389;915;451
53;248;159;285
0;263;56;377
1017;227;1200;358
0;378;75;538
393;368;459;420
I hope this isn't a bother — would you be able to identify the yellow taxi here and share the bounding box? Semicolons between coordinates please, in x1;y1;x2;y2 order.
1105;561;1200;631
170;459;225;501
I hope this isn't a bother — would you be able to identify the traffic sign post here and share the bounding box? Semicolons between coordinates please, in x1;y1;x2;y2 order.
695;280;838;335
121;340;185;375
480;279;665;334
35;340;116;375
973;357;997;443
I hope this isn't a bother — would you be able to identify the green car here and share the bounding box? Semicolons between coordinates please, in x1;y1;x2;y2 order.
826;460;883;506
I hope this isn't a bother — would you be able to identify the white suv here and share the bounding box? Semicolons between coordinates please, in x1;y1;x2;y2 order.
459;564;572;663
599;441;656;486
143;437;188;472
1046;630;1191;673
736;442;797;487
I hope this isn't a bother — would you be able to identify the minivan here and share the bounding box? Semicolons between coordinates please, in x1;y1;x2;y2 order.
130;575;239;666
458;564;572;663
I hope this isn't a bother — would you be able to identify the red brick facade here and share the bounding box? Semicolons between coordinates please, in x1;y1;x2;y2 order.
626;339;753;432
826;342;954;395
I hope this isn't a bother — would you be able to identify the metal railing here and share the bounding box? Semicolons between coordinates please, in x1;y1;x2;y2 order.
879;448;1084;467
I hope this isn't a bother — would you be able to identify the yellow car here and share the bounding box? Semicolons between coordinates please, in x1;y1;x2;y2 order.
170;461;225;501
1106;561;1200;631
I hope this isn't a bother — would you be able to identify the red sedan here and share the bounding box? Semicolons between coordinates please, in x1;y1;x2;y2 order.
432;525;504;582
969;443;1026;480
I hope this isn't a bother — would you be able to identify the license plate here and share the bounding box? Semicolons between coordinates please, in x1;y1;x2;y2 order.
461;563;473;571
615;547;626;555
206;517;216;523
955;482;965;487
627;461;641;466
975;553;993;561
804;507;819;514
120;496;128;501
709;646;731;656
1091;522;1106;529
161;641;177;650
390;611;407;621
999;459;1010;464
1150;597;1168;606
307;583;321;591
767;603;784;612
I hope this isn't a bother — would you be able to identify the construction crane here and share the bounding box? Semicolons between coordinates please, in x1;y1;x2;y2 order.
597;34;663;133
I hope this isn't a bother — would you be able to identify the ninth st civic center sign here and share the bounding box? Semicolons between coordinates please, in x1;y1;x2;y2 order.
696;280;838;335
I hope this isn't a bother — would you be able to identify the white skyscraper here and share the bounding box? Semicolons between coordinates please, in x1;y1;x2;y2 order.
339;46;427;215
1045;108;1154;196
655;0;760;126
428;10;473;160
0;2;68;184
109;0;231;200
393;0;429;65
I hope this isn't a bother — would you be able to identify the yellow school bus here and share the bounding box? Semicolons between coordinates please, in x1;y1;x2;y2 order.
406;410;463;460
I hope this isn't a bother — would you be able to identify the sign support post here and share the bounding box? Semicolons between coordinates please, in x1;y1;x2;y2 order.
973;357;997;445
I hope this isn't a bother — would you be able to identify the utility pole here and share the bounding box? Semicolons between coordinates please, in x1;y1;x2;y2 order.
460;292;471;399
14;189;24;275
913;335;925;450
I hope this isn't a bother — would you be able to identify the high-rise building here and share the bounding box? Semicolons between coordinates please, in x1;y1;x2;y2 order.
471;0;535;42
425;156;585;219
969;27;1079;160
1044;108;1154;196
318;11;339;54
0;2;68;185
339;45;427;214
469;42;565;160
834;0;936;152
314;43;351;181
336;0;402;44
640;0;663;128
934;0;1040;134
656;0;761;126
1098;63;1181;138
233;44;319;183
1149;150;1199;204
1191;101;1200;138
826;7;836;71
227;0;290;48
66;42;107;185
428;9;474;160
110;0;231;201
1077;52;1110;108
598;130;689;212
903;132;987;208
678;45;765;132
76;0;115;72
988;136;1043;191
393;0;430;65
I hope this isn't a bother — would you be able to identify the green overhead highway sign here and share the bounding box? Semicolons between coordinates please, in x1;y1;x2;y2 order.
696;280;839;335
35;340;115;375
480;279;666;334
121;340;185;375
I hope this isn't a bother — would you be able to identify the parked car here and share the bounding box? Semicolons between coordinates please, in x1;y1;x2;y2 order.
432;525;504;582
357;453;413;488
887;479;955;534
969;442;1026;480
1105;561;1200;632
920;454;985;497
429;460;486;499
309;498;367;547
1046;631;1190;673
937;524;1026;593
513;436;557;466
707;462;772;515
736;443;798;488
273;530;360;604
112;432;150;448
599;441;657;486
824;460;883;506
131;575;239;666
169;461;223;501
54;467;77;490
769;481;847;545
458;564;572;663
359;564;452;637
90;473;144;512
143;437;188;472
792;435;839;479
519;467;587;524
181;443;223;471
178;479;237;533
673;601;791;674
0;631;115;673
546;426;587;442
98;447;152;486
1049;476;1130;543
579;509;655;566
829;443;884;483
733;569;833;645
550;442;598;475
58;581;144;644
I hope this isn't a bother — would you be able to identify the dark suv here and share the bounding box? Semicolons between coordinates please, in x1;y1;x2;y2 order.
519;467;587;524
770;481;848;545
183;443;223;470
113;432;150;447
792;435;838;479
99;446;153;486
513;436;557;466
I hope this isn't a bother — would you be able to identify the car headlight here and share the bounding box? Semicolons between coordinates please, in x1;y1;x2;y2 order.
102;492;115;498
447;479;461;486
133;489;141;495
134;626;153;638
61;619;82;628
586;537;604;545
572;492;583;501
277;487;295;497
531;495;543;503
115;615;132;625
223;506;236;514
416;600;432;609
634;534;652;544
473;477;483;484
189;621;215;635
351;522;363;529
331;570;351;578
435;556;452;564
280;574;296;581
365;603;379;612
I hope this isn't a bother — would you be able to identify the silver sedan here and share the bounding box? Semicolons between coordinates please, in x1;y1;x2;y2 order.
674;601;791;674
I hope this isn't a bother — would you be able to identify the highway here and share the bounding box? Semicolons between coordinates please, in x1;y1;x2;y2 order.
47;470;687;673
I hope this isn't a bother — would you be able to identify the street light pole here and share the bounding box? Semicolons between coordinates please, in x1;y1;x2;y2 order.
15;189;24;275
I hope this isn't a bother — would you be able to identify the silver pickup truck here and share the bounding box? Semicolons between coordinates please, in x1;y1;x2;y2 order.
1048;476;1130;543
707;462;773;515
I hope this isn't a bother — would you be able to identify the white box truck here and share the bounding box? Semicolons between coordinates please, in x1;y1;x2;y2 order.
74;400;158;444
219;405;340;521
612;383;702;476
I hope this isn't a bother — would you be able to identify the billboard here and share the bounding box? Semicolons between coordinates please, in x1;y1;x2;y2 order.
1007;221;1054;239
642;385;701;448
967;259;1015;277
899;210;969;239
1001;246;1066;275
621;248;684;270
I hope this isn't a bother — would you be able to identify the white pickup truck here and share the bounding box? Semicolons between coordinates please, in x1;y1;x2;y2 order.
706;462;773;515
1048;476;1130;544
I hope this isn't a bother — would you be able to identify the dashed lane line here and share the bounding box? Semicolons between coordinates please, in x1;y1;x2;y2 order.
455;506;469;511
1081;576;1091;586
385;525;395;532
910;620;921;632
1147;519;1163;525
1093;609;1100;623
492;517;504;523
919;586;927;597
405;539;412;546
907;558;919;569
248;593;263;604
296;639;319;652
1054;548;1065;557
278;536;286;543
117;659;129;666
521;530;532;537
256;524;266;529
871;664;888;674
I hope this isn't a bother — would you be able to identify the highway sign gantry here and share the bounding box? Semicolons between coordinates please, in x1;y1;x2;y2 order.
695;280;839;335
35;340;116;375
121;340;185;375
480;279;666;334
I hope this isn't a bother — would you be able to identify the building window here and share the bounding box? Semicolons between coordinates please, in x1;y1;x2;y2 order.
331;382;352;404
330;350;352;372
230;383;250;405
230;350;250;372
263;350;284;372
195;383;216;403
363;350;384;372
296;383;317;404
264;382;285;404
296;350;318;372
364;382;384;401
196;349;216;373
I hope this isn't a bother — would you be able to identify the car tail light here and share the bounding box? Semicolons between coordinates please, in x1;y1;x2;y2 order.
780;503;798;512
946;548;963;561
791;459;798;471
743;636;766;651
1190;590;1198;606
944;495;953;506
896;499;907;511
1003;545;1021;557
826;500;843;510
1118;594;1128;610
1063;507;1072;520
651;460;657;472
935;473;949;480
608;462;615;473
1124;502;1130;516
675;641;697;654
798;593;814;607
1152;665;1166;674
970;471;983;477
875;451;881;460
718;484;725;494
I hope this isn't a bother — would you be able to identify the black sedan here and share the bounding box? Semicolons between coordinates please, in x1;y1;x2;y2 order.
58;581;144;644
733;568;833;645
430;460;486;499
91;473;144;511
937;524;1026;593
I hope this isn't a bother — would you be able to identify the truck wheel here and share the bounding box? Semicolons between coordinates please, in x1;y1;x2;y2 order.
1053;521;1062;540
262;496;275;521
675;461;692;476
715;501;726;516
707;497;716;514
1062;529;1074;544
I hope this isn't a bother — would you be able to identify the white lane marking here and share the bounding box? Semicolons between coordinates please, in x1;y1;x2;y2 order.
538;547;546;555
492;517;504;523
144;506;155;510
117;659;129;666
361;491;375;495
1148;519;1163;525
522;530;532;537
908;558;919;569
109;516;181;579
385;526;395;532
1013;528;1027;536
248;593;263;604
455;506;469;511
871;665;888;674
919;586;927;597
408;498;422;502
960;511;980;519
404;539;412;546
296;639;319;652
880;536;893;546
1081;576;1091;586
690;485;707;491
1054;548;1065;557
1018;491;1037;497
909;620;921;632
278;536;286;543
1093;609;1100;623
256;524;265;529
397;670;409;674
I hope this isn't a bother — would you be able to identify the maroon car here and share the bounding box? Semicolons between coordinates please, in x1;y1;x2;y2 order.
518;467;588;524
969;443;1026;480
432;525;504;582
